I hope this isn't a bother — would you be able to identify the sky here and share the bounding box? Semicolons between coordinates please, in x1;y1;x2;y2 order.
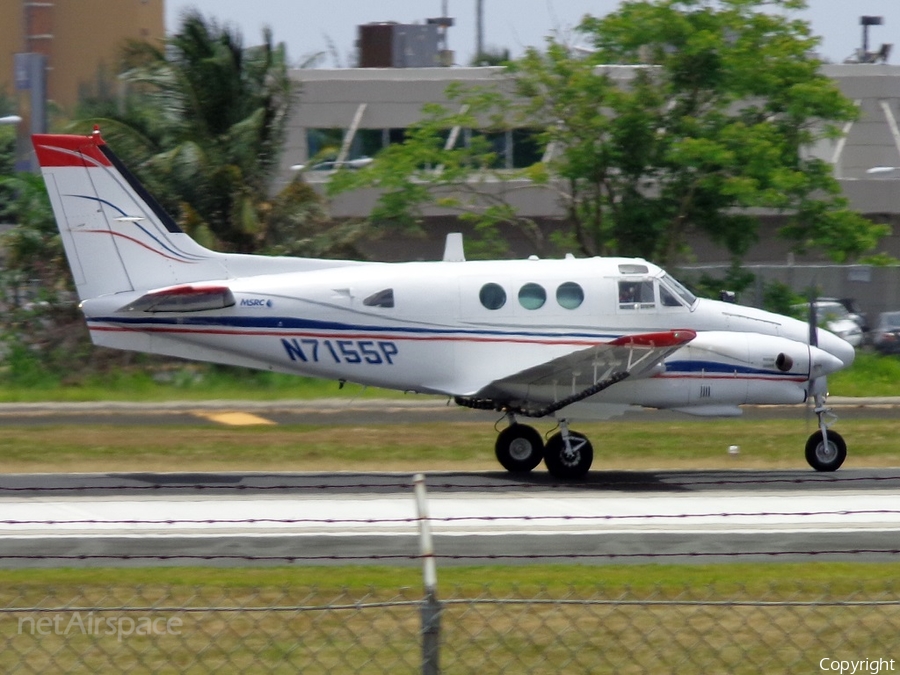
164;1;900;68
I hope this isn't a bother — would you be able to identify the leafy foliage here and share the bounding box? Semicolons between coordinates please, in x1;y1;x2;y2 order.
0;90;18;220
74;10;344;256
328;96;547;259
0;173;96;386
0;13;363;385
332;0;887;266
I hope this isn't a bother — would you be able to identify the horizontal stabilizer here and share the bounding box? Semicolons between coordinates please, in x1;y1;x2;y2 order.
118;284;235;313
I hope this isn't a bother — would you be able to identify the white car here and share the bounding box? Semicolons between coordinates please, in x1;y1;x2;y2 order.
798;299;863;348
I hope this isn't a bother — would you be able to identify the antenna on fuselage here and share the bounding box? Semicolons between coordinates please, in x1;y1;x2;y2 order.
442;232;466;262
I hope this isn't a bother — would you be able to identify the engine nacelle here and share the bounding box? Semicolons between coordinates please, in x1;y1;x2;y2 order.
607;331;812;409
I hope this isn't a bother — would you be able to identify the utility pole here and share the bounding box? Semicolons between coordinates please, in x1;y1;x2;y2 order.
475;0;484;62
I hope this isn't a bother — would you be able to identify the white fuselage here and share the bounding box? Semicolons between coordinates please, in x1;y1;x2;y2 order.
80;256;854;419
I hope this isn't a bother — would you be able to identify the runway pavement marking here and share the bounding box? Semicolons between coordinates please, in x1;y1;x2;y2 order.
194;412;276;426
4;492;900;538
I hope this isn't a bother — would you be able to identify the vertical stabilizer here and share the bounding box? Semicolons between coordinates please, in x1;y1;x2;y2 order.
32;129;229;300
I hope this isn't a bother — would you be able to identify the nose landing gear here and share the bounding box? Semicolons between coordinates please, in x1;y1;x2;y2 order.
805;393;846;472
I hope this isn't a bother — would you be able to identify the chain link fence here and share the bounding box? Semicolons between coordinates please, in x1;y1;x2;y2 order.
3;582;900;673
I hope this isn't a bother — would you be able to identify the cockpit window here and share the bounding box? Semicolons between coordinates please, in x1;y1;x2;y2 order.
619;280;655;309
659;284;683;307
660;273;697;307
363;289;395;308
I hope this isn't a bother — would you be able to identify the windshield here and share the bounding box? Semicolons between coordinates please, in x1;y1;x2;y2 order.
660;273;697;307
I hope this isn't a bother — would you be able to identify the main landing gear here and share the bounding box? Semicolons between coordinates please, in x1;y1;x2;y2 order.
494;416;594;479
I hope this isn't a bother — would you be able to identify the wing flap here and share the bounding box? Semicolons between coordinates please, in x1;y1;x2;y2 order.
468;329;696;408
118;284;236;313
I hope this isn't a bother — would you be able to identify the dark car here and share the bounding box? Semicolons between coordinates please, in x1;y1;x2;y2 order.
838;298;870;337
873;311;900;355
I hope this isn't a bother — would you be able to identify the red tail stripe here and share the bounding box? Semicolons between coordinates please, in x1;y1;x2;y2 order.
32;132;111;168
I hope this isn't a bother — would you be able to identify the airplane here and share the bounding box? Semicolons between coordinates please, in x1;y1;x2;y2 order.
31;128;856;478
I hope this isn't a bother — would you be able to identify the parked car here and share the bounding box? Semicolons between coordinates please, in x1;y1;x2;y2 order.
873;311;900;355
794;299;864;348
838;297;870;340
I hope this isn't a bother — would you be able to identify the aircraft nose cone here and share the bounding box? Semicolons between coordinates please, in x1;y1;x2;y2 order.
812;330;856;375
810;346;843;378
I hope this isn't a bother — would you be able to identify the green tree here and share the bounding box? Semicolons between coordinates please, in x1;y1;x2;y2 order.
0;173;64;294
331;0;887;266
0;90;18;220
576;0;885;264
328;94;548;259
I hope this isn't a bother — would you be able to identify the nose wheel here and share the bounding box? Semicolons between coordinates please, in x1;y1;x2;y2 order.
805;429;846;472
805;392;847;472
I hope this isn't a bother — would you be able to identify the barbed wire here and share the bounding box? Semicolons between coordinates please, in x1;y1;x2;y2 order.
1;549;898;563
2;507;900;527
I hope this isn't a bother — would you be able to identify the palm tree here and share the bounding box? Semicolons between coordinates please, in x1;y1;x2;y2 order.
77;10;316;254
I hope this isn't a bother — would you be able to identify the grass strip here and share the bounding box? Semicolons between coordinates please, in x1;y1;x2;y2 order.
0;419;897;473
2;562;898;596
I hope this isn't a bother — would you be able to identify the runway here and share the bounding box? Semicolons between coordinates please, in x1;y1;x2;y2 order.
3;469;900;567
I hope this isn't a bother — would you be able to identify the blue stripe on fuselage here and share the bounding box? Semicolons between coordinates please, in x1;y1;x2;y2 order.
86;315;618;340
662;359;803;379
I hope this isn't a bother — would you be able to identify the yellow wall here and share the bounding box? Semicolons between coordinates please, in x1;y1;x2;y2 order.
0;3;25;101
0;0;164;113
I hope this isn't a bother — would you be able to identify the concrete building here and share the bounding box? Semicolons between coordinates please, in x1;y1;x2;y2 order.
281;64;900;260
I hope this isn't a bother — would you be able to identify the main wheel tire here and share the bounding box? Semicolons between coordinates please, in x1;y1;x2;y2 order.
495;424;544;473
805;430;847;472
544;431;593;479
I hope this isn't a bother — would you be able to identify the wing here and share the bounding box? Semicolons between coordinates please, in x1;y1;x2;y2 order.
117;283;236;313
458;330;696;417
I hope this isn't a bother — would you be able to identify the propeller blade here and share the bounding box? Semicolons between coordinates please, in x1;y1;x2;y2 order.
807;295;818;348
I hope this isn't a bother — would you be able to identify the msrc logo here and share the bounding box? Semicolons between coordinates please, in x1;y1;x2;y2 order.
240;298;272;308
